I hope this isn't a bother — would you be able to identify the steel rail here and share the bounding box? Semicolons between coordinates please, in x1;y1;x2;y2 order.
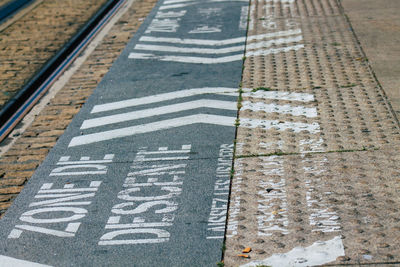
0;0;125;143
0;0;34;23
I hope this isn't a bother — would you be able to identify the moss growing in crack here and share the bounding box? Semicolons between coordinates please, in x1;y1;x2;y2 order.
340;83;357;88
234;119;240;127
252;87;271;92
217;261;225;267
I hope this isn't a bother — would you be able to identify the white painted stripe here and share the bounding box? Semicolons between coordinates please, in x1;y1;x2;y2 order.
91;87;237;113
239;6;248;30
246;44;304;57
242;90;315;102
14;225;75;238
135;156;189;161
246;35;302;50
137;150;190;154
105;222;172;229
240;118;320;133
0;255;52;267
241;101;317;118
69;114;236;147
138;30;300;46
240;236;344;267
159;3;194;10
134;43;245;54
164;0;194;4
139;35;245;46
128;52;243;64
206;236;224;239
133;35;301;55
82;99;236;129
247;29;302;42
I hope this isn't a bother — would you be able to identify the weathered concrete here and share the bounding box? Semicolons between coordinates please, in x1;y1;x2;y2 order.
340;0;400;119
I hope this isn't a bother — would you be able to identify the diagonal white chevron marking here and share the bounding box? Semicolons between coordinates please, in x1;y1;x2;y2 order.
134;43;245;54
91;87;238;113
133;35;302;55
240;118;320;133
82;99;237;129
160;0;248;9
0;255;52;267
128;52;243;64
246;35;302;51
138;29;301;46
129;45;304;64
241;101;317;118
242;90;315;102
69;114;236;147
246;44;304;57
240;236;344;267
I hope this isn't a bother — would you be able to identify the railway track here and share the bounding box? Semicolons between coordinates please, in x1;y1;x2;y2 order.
0;0;123;143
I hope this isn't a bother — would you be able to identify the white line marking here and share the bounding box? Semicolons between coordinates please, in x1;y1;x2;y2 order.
139;35;245;46
240;236;344;267
239;6;248;31
242;90;315;102
246;35;302;50
247;29;302;42
82;99;236;129
164;0;194;4
91;87;237;113
128;52;243;64
134;43;245;54
241;101;317;118
246;44;304;57
240;118;320;133
159;3;195;10
0;255;52;267
138;29;300;46
69;114;236;147
133;35;301;55
161;0;247;8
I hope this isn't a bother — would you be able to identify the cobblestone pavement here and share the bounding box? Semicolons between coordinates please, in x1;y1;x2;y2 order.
224;0;400;266
0;0;158;218
0;0;108;108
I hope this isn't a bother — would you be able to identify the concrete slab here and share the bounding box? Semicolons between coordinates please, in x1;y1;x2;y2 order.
340;0;400;118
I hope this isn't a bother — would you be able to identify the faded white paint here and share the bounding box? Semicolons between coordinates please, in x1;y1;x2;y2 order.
82;99;237;129
246;44;305;57
241;236;345;267
128;52;243;64
91;87;238;113
134;43;245;54
241;101;317;118
239;6;248;30
240;118;320;133
206;144;233;239
189;25;222;34
8;181;101;239
0;255;52;267
257;156;289;236
70;114;236;147
246;35;303;50
100;146;190;246
242;89;315;102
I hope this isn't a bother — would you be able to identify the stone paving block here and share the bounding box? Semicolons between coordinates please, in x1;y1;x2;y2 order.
225;146;400;266
0;0;108;108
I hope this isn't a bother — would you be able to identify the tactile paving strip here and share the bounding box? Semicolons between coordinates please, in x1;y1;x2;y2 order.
238;0;400;156
225;0;400;266
225;146;400;266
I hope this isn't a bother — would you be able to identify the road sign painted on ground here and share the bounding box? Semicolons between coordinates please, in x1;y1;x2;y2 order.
0;0;248;266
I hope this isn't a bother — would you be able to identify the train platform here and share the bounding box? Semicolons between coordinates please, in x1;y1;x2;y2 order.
0;0;399;266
